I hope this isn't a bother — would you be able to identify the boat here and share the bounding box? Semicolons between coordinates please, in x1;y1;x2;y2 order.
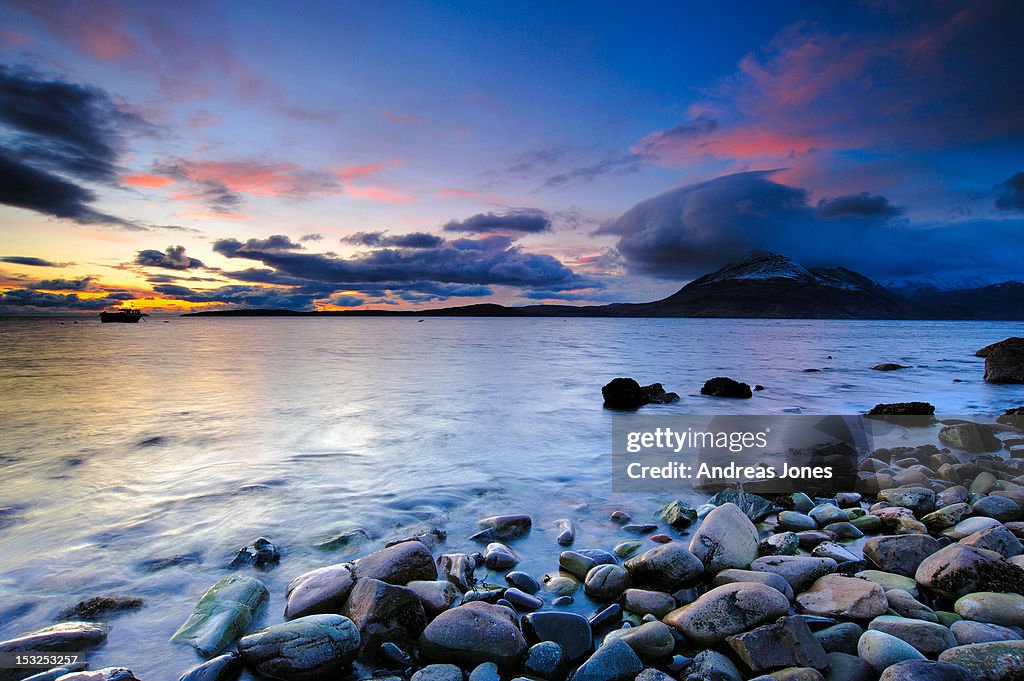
99;308;147;323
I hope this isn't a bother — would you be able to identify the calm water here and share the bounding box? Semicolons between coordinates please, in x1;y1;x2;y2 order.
0;317;1021;679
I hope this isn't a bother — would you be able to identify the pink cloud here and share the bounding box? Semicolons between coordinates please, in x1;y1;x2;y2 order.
188;110;222;129
124;173;175;188
346;185;417;204
438;188;478;199
175;160;340;198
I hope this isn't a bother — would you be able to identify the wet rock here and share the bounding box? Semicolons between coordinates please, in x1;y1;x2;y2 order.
340;578;425;658
796;574;887;619
867;616;957;657
228;537;280;569
867;403;935;417
420;601;526;666
506;571;541;594
915;543;1024;599
624;542;703;591
749;668;824;681
635;670;673;681
622;524;657;534
604;620;676;661
942;516;1002;540
873;363;909;371
0;621;108;654
939;423;1003;452
21;664;89;681
522;611;592;664
438;553;477;591
954;592;1024;627
554;519;575;546
761;532;800;556
484;543;520;571
663;582;789;645
951;620;1024;645
850;514;883;532
584;564;630;600
712;568;794;600
474;515;532;541
51;669;139;681
504;588;543;612
750;556;838;593
823;652;873;681
57;596;143;622
379;641;413;668
984;338;1024;384
808;504;847;527
683;650;743;681
610;511;632;524
961;525;1024;559
601;378;679;409
542;572;579;596
656;500;697;530
171;575;268;655
620;589;675;618
316;528;372;552
857;630;926;673
779;512;818;532
810;541;859;564
708;491;774;523
726;615;828;673
559;551;597;579
284;564;354;620
177;652;242;681
813;622;863;655
886;589;937;622
569;638;642;681
387;528;447;551
523;641;568;680
469;662;501;681
612;541;643;559
864;535;941;577
355;541;437;585
688;502;759;573
857;570;918;595
700;377;752;399
587;604;621;631
938;641;1024;680
238;614;360;681
877;487;935;516
822;522;863;539
878;660;975;681
406;580;461;617
921;503;972;531
411;665;463;681
972;496;1023;522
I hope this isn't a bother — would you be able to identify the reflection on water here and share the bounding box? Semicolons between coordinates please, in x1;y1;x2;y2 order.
0;317;1020;677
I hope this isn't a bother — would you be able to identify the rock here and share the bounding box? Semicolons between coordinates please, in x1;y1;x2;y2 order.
612;541;643;559
438;553;477;591
387;527;447;551
688;503;759;573
761;532;801;556
683;650;743;681
604;620;675;661
857;630;926;673
316;528;372;552
873;363;908;371
952;619;1024;645
867;616;957;657
813;622;863;655
340;578;425;659
21;665;89;681
824;652;873;681
420;601;526;667
823;522;863;539
867;403;935;417
584;564;630;600
284;564;355;620
523;641;569;680
955;592;1024;627
940;423;1004;452
943;516;1003;540
864;535;941;577
178;653;242;681
522;612;592;664
886;589;937;622
877;487;935;516
622;523;657;534
354;541;437;585
726;616;828;673
542;572;580;596
484;543;520;570
0;621;108;653
796;575;887;619
587;604;621;631
700;377;752;399
554;519;576;546
663;582;790;645
51;669;139;681
708;491;775;523
171;575;268;655
620;589;676;618
984;338;1024;384
635;670;673;681
407;580;461;617
915;544;1024;599
961;525;1024;558
569;638;643;681
601;378;679;409
779;512;818;532
750;668;824;681
811;542;860;564
938;641;1024;680
228;537;280;569
238;614;360;681
973;496;1023;522
809;504;847;527
922;503;972;531
559;551;597;579
656;500;697;529
56;596;143;622
506;571;541;594
750;556;838;593
713;568;794;600
624;542;703;590
474;515;532;541
878;660;975;681
857;570;918;595
469;663;501;681
411;665;463;681
505;588;543;611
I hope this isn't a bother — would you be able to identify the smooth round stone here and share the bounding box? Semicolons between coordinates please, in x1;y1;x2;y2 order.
955;592;1024;627
824;652;872;681
576;549;618;566
178;653;242;681
822;522;863;539
419;601;527;666
559;551;597;579
522;641;568;680
941;516;1002;540
973;496;1023;522
623;542;703;591
712;568;794;600
791;493;815;513
584;564;630;600
844;507;867;519
504;588;543;612
612;541;643;559
867;616;957;657
936;611;962;627
484;543;520;570
663;582;789;645
797;531;835;549
610;511;632;524
555;519;576;547
411;664;463;681
406;580;461;617
469;663;501;681
814;622;863;655
850;515;883;532
811;541;859;564
381;641;413;667
688;503;759;573
542;572;579;596
779;511;818;532
938;641;1024;680
604;620;675;662
686;650;742;681
885;589;937;622
796;574;887;619
877;487;935;516
620;589;675;618
506;571;541;594
569;638;642;681
623;524;657;534
475;515;532;540
522;612;593;664
856;570;918;596
836;492;862;507
750;556;838;593
237;614;361;680
810;504;848;527
589;604;622;630
857;630;926;673
952;619;1024;645
878;660;975;681
552;596;574;607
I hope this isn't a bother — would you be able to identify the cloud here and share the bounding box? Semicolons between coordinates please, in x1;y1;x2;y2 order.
28;276;96;291
0;289;131;311
135;245;205;270
299;233;323;242
210;234;304;256
542;152;644;190
598;170;1024;284
0;256;64;267
995;172;1024;212
814;193;902;219
443;209;552;234
341;232;445;249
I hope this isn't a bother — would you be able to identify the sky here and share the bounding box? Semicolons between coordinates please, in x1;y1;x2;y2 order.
0;0;1022;313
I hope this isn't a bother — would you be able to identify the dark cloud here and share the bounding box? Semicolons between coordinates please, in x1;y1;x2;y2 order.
341;231;445;249
443;209;552;234
814;193;902;220
29;276;95;291
542;152;643;190
0;289;131;311
0;256;64;267
995;172;1024;212
299;233;323;242
151;159;242;213
149;283;325;310
599;170;1024;284
240;235;304;251
135;245;205;270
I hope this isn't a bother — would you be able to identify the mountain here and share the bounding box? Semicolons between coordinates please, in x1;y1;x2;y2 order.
185;251;1024;320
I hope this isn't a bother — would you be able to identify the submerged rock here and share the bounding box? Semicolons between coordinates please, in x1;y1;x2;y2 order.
623;542;703;590
474;515;532;540
238;614;360;681
700;377;752;399
228;537;280;569
0;621;108;653
170;575;268;656
178;652;242;681
57;596;143;621
866;403;935;417
316;528;371;552
656;500;697;530
554;519;576;546
601;378;679;409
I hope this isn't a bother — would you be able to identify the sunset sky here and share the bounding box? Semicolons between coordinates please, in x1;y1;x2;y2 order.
1;0;1022;313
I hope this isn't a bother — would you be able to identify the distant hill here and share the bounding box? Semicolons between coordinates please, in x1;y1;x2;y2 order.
184;251;1024;320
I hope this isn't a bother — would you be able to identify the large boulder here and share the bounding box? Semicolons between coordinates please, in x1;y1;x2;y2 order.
284;564;355;619
688;503;760;573
954;592;1024;627
419;601;527;667
340;578;425;659
353;541;437;585
700;377;752;399
938;641;1024;680
663;582;789;645
624;542;703;591
569;638;643;681
915;544;1024;599
796;575;887;619
170;575;268;656
237;614;360;681
863;535;941;577
867;616;958;658
601;378;679;409
982;338;1024;384
939;423;1003;452
726;616;828;673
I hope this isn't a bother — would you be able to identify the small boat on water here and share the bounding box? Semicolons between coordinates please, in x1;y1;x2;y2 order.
99;308;147;323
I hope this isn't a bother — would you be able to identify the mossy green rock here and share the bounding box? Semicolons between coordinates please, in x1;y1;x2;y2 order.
938;641;1024;680
171;575;268;656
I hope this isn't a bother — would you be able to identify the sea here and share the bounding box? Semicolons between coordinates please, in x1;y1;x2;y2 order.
0;317;1021;679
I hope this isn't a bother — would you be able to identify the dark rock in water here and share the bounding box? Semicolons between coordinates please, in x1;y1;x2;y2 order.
411;664;463;681
354;541;437;585
866;402;935;416
939;423;1003;452
622;524;657;534
603;620;675;662
171;575;268;656
708;490;774;523
977;337;1024;357
523;611;593;664
554;519;576;546
386;527;447;550
997;406;1024;431
228;537;280;569
552;596;574;607
575;549;617;565
20;663;89;681
982;337;1024;384
620;589;676;618
656;500;697;530
52;669;139;681
609;511;632;524
405;580;460;617
438;553;477;591
483;542;520;570
284;564;355;620
569;638;642;681
726;615;828;673
505;571;541;594
178;652;242;681
57;596;143;621
317;528;371;552
700;377;752;399
755;384;765;391
624;542;703;591
559;551;598;579
873;363;908;371
340;578;425;660
469;663;501;681
238;614;361;681
473;515;532;540
587;603;622;630
683;650;743;681
0;621;108;654
601;378;679;409
878;659;975;681
523;641;569;680
419;601;527;667
504;588;542;611
137;551;203;572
